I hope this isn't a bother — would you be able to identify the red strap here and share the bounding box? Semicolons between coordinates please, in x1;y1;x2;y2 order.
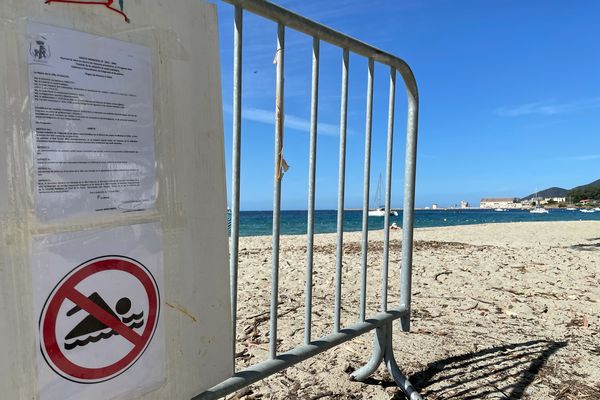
45;0;130;23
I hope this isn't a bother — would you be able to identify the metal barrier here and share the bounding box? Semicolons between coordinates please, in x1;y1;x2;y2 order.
194;0;420;398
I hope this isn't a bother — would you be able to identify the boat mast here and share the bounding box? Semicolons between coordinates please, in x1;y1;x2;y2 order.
373;173;383;208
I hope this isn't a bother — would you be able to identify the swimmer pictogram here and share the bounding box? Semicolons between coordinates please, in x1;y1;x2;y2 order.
63;293;145;350
39;256;160;383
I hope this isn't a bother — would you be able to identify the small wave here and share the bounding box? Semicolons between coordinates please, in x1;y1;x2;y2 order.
128;320;144;329
64;330;116;350
122;311;144;324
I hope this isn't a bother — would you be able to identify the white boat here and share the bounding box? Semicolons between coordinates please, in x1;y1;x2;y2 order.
566;207;577;211
529;207;549;214
369;208;398;217
368;174;398;217
494;208;507;212
580;209;595;213
529;190;549;214
594;207;600;211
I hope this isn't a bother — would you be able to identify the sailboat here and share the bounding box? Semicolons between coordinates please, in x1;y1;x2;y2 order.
368;174;398;217
529;192;549;214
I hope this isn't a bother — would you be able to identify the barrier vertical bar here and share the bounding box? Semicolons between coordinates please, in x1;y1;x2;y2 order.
381;67;396;312
400;89;419;332
359;58;374;322
334;48;349;333
230;5;243;367
269;22;285;359
304;36;320;345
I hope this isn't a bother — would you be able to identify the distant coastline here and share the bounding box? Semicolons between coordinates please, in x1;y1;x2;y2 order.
232;208;600;237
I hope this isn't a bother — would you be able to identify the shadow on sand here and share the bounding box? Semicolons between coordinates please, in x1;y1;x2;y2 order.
570;237;600;251
373;339;567;399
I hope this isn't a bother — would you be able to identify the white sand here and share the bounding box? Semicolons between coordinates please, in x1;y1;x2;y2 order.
231;221;600;399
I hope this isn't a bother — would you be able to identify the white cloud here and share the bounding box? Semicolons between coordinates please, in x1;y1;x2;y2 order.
225;105;343;136
561;154;600;161
495;97;600;117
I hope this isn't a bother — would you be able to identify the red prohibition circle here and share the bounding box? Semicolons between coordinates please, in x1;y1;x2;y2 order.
39;256;160;383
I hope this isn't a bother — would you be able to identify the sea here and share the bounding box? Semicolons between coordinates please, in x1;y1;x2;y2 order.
234;208;600;237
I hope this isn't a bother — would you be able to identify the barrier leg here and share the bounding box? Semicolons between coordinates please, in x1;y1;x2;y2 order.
349;321;422;399
383;322;423;400
349;326;384;381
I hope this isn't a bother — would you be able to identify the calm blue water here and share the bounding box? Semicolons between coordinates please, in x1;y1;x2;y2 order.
236;209;600;237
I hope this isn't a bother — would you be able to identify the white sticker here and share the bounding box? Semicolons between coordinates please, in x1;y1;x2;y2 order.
27;22;156;221
32;223;165;400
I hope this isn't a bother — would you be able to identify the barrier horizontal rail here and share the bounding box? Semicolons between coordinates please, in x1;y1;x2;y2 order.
195;0;421;399
192;307;408;400
221;0;418;100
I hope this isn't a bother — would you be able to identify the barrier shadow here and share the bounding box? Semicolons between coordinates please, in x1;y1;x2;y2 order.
569;237;600;251
570;243;600;251
380;339;567;399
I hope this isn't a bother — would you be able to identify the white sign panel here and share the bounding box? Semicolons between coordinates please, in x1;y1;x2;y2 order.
32;223;165;400
27;22;156;221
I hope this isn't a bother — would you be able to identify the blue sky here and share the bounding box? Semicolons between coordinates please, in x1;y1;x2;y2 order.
214;0;600;210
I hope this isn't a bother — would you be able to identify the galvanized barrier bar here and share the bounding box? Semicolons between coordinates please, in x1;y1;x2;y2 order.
400;91;419;332
192;307;409;400
229;5;243;366
381;68;396;312
333;48;349;334
269;22;285;359
304;36;320;345
359;58;374;322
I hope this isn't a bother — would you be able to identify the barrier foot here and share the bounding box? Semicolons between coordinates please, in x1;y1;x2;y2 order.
383;322;423;400
349;321;423;399
349;326;385;381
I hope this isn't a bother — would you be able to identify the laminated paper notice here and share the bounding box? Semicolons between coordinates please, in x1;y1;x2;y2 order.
27;22;156;221
32;222;165;400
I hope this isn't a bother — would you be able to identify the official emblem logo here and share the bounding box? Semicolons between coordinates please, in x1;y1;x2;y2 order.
29;35;51;62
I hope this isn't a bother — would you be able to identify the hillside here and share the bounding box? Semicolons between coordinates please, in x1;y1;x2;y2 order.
571;178;600;191
521;178;600;201
521;187;568;201
569;178;600;202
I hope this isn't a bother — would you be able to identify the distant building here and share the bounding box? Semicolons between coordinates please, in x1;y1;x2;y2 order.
431;203;438;210
480;198;523;209
540;197;566;204
460;200;469;209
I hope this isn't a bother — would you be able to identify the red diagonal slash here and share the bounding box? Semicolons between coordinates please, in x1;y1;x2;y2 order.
65;287;143;347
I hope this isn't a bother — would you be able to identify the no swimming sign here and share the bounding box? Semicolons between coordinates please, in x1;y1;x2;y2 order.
32;223;164;400
39;256;159;383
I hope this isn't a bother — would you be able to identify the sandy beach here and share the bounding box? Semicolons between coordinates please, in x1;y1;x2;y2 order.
230;221;599;399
